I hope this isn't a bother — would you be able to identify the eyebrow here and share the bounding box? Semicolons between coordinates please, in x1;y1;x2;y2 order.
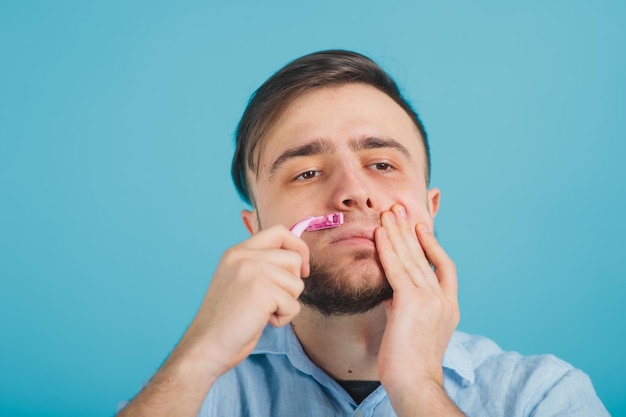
269;138;336;176
268;136;411;176
349;136;411;159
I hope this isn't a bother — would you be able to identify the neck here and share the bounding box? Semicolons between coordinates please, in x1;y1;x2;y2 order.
291;304;387;381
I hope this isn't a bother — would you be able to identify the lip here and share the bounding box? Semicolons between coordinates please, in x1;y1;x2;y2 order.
329;226;377;246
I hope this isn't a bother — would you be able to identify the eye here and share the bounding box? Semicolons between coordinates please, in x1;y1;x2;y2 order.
295;170;321;181
372;162;393;171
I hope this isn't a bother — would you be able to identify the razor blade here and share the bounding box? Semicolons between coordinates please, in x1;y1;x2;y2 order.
289;213;344;237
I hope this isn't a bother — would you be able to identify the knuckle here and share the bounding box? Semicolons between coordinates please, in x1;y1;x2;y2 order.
233;257;259;280
247;274;268;294
286;298;301;316
293;300;302;316
447;259;457;274
222;246;242;264
294;277;305;294
287;250;303;266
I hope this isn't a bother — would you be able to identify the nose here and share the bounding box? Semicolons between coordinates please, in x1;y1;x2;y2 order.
330;165;376;211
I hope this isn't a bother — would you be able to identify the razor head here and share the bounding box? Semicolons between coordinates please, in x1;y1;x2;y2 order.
289;212;344;237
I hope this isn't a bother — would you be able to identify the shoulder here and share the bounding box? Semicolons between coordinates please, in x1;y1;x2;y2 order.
445;331;609;416
449;330;575;384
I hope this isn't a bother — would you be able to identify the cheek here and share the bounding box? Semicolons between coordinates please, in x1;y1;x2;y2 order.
397;195;433;224
256;199;313;230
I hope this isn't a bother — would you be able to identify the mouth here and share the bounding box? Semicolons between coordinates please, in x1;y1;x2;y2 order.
329;228;376;247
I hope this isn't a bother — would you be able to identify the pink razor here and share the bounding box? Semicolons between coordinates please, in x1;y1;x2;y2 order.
289;212;344;237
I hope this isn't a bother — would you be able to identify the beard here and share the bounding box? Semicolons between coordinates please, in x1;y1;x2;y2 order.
298;247;393;316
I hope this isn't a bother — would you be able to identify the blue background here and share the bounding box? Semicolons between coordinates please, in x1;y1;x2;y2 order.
1;1;624;416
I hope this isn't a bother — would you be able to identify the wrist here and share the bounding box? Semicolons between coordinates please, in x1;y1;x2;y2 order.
164;337;226;388
119;349;219;417
385;377;465;417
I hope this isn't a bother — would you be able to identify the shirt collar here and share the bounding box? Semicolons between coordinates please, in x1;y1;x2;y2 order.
253;324;329;381
253;325;476;387
442;332;476;386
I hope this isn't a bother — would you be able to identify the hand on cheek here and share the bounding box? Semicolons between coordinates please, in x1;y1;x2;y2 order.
374;204;460;398
376;204;437;292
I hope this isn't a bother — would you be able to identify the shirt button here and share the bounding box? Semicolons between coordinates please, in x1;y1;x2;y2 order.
354;411;363;417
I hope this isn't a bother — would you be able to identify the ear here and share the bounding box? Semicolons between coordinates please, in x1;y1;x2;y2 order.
241;209;259;235
427;188;441;218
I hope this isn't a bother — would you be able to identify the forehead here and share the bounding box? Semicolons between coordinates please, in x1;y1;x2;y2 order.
256;83;425;172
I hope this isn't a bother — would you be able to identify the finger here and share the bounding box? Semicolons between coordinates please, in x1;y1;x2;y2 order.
374;226;413;291
229;261;304;323
218;250;305;301
267;288;302;327
415;223;458;299
248;260;305;300
380;210;418;265
390;205;438;285
248;248;306;279
380;209;436;289
241;225;310;277
390;204;426;260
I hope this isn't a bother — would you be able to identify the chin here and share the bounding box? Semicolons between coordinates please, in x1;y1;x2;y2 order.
302;251;391;316
322;249;383;278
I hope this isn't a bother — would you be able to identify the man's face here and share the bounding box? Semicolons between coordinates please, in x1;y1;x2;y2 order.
242;83;440;315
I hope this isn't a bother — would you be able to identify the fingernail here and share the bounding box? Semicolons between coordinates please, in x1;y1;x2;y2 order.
396;205;407;218
386;212;396;224
418;223;430;233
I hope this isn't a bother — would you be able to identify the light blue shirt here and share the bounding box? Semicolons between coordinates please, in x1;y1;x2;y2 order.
197;324;608;416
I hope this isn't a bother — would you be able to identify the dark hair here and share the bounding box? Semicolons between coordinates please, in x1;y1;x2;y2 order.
231;49;430;205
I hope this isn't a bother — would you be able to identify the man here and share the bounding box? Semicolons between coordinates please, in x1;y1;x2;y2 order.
118;50;608;416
